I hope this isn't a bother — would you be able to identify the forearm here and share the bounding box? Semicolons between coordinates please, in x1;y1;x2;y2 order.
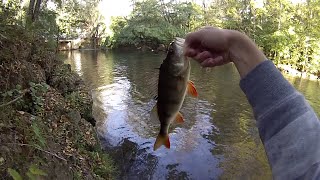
240;60;320;179
226;30;267;78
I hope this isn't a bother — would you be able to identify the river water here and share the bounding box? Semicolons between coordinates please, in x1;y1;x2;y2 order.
62;50;320;180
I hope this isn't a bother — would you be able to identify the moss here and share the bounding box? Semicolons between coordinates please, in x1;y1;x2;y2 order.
89;150;117;179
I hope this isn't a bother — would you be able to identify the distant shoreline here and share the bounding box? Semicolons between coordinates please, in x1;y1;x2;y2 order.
277;64;320;81
59;48;320;81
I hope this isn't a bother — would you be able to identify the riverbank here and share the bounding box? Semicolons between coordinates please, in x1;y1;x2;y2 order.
277;64;320;81
0;26;116;179
110;45;320;81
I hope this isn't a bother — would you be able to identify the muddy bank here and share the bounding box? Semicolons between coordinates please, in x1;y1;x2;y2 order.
0;26;115;179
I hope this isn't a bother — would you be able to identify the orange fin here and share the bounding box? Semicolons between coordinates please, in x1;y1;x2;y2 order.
187;81;198;97
154;134;170;151
175;112;184;124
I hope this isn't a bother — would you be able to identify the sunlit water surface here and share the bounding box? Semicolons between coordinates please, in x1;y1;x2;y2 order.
62;50;320;180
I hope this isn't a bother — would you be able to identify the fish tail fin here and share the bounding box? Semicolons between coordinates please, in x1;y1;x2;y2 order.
153;134;170;151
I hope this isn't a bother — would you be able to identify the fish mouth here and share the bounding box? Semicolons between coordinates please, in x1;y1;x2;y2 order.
173;37;185;57
174;37;185;48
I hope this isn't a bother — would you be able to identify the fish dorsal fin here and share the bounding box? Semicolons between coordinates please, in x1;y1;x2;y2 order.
154;134;170;151
150;103;160;123
175;112;184;124
146;68;160;100
187;80;198;97
154;95;158;100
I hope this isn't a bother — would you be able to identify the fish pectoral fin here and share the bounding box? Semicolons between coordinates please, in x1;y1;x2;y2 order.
175;112;184;124
154;134;170;151
187;80;198;97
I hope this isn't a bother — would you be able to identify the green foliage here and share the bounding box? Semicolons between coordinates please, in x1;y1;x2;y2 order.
1;85;23;99
65;91;94;124
7;168;22;180
208;0;320;75
8;164;47;180
1;0;59;50
65;91;83;108
30;9;59;49
56;0;106;48
110;0;320;76
31;119;46;148
0;82;50;115
1;85;27;109
26;164;48;179
1;0;106;49
29;82;49;115
110;0;202;49
0;0;24;26
89;150;117;179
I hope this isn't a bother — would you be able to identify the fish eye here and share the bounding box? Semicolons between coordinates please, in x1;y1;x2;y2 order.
167;42;175;53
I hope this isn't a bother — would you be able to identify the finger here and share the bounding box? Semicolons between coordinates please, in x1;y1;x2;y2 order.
184;48;197;57
211;56;225;66
194;51;212;61
200;56;224;67
185;31;202;48
193;51;211;64
200;58;214;67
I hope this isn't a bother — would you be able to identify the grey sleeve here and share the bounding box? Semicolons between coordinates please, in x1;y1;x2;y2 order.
239;60;320;180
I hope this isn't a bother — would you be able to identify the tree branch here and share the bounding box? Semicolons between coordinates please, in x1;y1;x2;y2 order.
4;143;67;162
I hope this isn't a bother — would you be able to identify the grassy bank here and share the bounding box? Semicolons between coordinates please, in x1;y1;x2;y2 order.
0;26;116;179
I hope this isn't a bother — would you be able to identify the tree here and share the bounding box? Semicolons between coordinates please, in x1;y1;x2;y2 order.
55;0;106;48
110;0;202;49
109;0;320;75
27;0;42;23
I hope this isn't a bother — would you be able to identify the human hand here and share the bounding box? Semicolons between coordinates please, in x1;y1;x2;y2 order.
184;26;266;78
184;26;232;67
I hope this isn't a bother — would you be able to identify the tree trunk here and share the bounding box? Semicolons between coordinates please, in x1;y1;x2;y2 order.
278;2;282;30
27;0;35;24
202;0;207;25
56;27;60;53
28;0;35;17
27;0;41;23
32;0;42;22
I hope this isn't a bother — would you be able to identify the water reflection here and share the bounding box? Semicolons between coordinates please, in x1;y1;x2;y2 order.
285;75;320;117
62;50;320;180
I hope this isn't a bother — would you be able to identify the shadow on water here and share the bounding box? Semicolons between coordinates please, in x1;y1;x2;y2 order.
61;50;320;180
